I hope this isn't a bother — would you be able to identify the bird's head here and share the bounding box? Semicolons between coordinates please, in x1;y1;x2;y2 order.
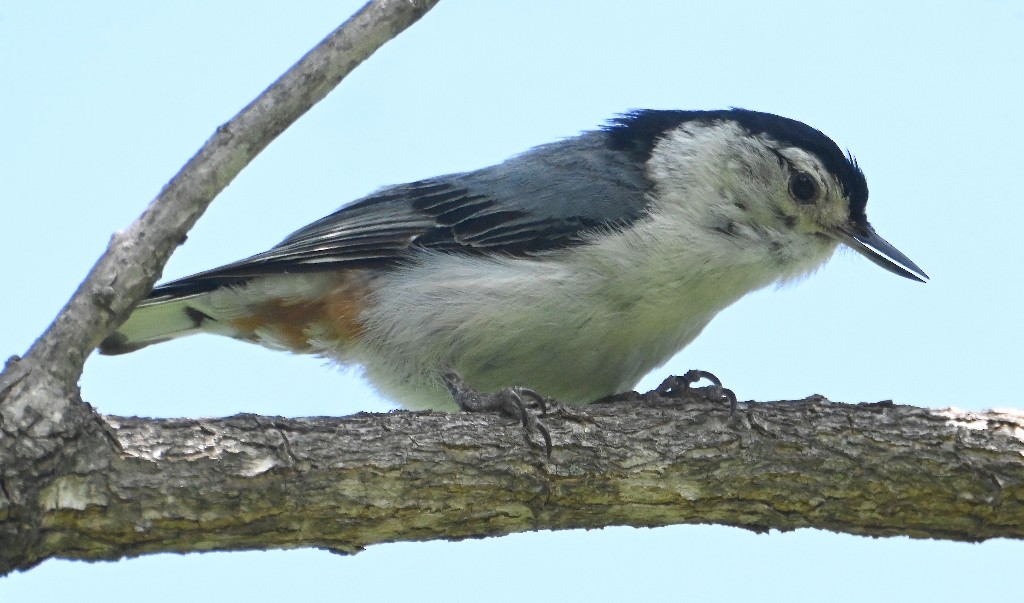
607;108;928;282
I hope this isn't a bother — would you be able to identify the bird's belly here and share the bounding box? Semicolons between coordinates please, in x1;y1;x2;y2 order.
345;251;746;411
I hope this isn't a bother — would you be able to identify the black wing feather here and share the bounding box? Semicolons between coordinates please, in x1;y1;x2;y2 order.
142;108;868;300
148;130;655;298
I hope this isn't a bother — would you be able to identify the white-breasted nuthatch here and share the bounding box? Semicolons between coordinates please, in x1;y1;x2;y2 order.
100;109;927;412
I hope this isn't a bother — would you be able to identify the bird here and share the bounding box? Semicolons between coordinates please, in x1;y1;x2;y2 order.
99;108;927;415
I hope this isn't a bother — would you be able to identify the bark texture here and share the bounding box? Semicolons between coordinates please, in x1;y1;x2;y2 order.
0;0;441;576
3;387;1022;574
4;0;1022;578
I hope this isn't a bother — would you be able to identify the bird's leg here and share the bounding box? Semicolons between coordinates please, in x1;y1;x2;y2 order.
655;369;738;416
441;370;552;456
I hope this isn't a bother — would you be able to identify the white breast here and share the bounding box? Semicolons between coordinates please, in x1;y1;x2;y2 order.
341;204;837;410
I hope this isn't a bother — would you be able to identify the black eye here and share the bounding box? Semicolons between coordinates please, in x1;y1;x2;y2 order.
788;172;819;204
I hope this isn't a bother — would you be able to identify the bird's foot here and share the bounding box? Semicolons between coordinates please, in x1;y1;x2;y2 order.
441;370;552;456
655;369;738;416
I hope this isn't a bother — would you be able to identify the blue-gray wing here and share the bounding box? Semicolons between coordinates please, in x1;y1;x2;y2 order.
152;131;653;296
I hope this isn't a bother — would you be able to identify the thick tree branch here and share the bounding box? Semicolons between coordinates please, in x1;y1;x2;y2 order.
2;390;1022;573
4;0;1020;579
0;0;439;576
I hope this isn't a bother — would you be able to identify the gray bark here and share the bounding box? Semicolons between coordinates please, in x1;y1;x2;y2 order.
3;0;1022;578
0;0;440;575
3;387;1022;575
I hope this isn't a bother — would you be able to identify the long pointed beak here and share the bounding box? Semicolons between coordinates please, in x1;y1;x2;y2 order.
833;223;929;283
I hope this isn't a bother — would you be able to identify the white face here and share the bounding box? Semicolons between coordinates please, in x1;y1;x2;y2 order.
645;119;926;283
641;120;848;281
769;145;854;237
647;120;855;240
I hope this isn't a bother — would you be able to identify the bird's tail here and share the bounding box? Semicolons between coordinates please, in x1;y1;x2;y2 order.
98;295;214;355
99;273;346;355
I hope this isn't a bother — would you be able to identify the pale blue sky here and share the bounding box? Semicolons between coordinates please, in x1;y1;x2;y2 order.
2;1;1023;601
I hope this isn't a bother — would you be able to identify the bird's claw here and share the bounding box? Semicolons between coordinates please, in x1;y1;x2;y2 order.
656;369;738;416
442;371;552;456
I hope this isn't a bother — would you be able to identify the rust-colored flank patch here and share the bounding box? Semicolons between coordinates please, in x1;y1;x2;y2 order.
229;273;371;351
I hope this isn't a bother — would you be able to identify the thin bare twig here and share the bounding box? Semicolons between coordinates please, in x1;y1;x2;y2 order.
0;0;441;576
